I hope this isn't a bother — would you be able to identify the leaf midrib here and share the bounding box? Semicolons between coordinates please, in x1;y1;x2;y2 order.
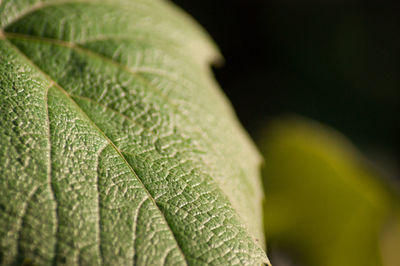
2;30;257;204
0;33;189;266
1;31;263;265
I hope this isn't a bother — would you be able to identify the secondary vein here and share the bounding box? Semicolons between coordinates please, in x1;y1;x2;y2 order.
2;36;188;266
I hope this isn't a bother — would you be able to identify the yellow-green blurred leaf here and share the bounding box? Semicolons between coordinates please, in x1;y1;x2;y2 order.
259;116;399;266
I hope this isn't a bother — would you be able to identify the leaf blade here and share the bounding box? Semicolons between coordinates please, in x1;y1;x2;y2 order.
0;0;267;265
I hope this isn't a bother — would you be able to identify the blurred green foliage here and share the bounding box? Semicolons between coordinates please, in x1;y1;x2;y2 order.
258;117;400;266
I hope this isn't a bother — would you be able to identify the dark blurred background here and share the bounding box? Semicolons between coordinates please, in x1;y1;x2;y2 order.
172;0;400;180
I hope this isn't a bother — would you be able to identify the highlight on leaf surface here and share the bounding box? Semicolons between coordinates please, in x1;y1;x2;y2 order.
0;0;268;265
259;116;399;266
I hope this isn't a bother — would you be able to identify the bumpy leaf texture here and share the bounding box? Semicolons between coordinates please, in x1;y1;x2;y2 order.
0;0;268;265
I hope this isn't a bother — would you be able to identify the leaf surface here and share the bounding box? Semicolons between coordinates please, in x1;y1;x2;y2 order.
0;1;267;265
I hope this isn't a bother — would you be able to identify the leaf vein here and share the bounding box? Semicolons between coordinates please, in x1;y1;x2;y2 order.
15;186;39;263
3;36;189;266
2;31;257;215
45;83;60;266
96;146;107;266
132;197;147;266
1;0;100;30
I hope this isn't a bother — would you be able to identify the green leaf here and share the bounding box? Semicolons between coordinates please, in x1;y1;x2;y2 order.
0;1;268;265
380;208;400;266
259;116;399;266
